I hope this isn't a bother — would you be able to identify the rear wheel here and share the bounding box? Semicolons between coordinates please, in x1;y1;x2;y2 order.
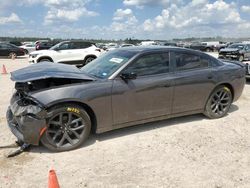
9;52;17;59
84;56;96;65
204;86;232;119
24;49;29;54
38;58;52;63
41;104;91;152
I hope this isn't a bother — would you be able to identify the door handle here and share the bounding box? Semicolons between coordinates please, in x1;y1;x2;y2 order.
207;75;213;79
162;84;171;88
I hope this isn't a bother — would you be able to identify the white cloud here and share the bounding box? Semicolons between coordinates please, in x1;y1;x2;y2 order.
43;0;98;24
0;13;22;25
241;5;250;13
0;0;99;24
143;0;242;32
123;0;183;8
111;8;138;32
113;9;133;21
44;7;98;25
238;22;250;29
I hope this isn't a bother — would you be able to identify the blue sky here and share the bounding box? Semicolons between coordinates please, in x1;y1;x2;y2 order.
0;0;250;40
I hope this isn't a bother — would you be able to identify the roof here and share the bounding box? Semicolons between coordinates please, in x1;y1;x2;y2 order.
114;45;202;54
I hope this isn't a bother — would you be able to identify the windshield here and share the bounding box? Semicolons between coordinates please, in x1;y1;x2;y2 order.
81;50;137;79
50;42;63;50
228;44;245;50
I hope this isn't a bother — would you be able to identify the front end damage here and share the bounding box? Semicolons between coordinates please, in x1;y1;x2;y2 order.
7;91;47;145
6;77;93;146
5;62;96;150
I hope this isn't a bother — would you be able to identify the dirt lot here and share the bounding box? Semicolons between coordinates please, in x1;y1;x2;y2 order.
0;55;250;188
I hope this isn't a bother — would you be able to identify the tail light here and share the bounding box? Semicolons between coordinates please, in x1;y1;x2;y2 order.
19;48;25;54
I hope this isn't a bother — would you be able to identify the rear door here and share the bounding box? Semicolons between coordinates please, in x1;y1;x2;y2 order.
112;52;175;125
171;51;215;113
72;42;94;61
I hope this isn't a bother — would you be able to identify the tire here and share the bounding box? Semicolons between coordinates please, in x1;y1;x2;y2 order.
38;58;52;63
205;48;211;52
204;85;232;119
24;49;29;54
238;55;244;62
84;56;96;65
41;104;91;152
9;52;17;59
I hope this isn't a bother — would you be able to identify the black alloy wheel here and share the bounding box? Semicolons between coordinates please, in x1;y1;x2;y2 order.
204;86;232;119
84;57;96;65
41;104;91;152
38;58;52;63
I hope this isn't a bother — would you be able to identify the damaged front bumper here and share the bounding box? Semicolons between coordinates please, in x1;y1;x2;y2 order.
6;92;48;145
218;54;239;60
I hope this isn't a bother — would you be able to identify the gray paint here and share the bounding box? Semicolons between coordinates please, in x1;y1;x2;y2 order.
7;47;246;144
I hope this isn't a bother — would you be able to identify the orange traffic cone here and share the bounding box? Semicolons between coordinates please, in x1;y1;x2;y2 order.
1;64;8;74
48;169;60;188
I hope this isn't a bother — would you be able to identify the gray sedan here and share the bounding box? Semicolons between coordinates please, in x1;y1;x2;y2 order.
7;47;246;151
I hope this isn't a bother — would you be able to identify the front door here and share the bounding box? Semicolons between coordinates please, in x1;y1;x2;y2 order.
56;42;78;63
112;52;174;125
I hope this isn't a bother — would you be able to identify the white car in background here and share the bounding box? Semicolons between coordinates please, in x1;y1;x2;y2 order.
29;41;103;66
20;43;36;54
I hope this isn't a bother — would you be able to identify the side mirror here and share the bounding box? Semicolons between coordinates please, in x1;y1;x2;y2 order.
120;72;137;80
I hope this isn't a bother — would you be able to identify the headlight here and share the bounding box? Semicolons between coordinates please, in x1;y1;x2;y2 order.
30;54;39;58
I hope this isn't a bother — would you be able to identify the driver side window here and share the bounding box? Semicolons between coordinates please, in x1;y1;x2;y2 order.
59;43;72;50
246;45;250;51
124;52;170;77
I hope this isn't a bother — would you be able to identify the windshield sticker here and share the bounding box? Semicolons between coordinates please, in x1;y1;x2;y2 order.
109;58;124;64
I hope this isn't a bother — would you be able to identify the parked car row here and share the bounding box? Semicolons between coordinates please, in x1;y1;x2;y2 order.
97;43;135;51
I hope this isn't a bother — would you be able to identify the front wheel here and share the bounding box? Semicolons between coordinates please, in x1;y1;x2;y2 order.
205;48;211;52
204;86;232;119
84;56;96;65
41;104;91;152
9;52;17;59
238;55;244;62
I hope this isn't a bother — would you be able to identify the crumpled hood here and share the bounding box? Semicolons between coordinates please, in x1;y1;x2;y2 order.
11;62;95;82
220;48;239;52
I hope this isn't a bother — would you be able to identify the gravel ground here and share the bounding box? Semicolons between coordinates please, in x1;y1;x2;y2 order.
0;55;250;188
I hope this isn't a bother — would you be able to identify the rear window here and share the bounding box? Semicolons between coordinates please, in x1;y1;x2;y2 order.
0;43;13;49
73;42;93;49
175;52;209;71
